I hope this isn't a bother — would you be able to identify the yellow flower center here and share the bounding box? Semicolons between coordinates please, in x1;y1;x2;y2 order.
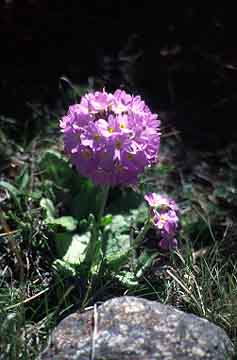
108;127;114;133
159;214;168;224
127;153;134;160
94;133;101;141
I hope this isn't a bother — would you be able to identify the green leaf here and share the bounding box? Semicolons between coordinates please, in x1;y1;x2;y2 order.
108;188;143;214
54;232;73;258
106;233;130;257
39;149;100;220
103;214;131;270
30;190;42;200
100;214;113;227
115;270;139;287
104;215;130;255
0;180;21;197
130;203;148;225
0;180;21;207
40;198;78;231
52;259;77;277
70;181;106;222
107;214;130;234
62;232;90;265
40;198;56;219
47;216;78;231
16;164;30;192
105;250;131;271
135;250;157;278
102;206;151;273
39;149;73;187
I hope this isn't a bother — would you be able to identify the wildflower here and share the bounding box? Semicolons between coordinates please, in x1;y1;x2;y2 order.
145;192;178;212
60;89;160;186
145;193;179;250
159;236;178;250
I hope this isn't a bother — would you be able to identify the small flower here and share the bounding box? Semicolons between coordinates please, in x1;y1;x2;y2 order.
159;236;178;250
60;89;160;186
153;209;179;233
145;192;178;212
145;192;180;250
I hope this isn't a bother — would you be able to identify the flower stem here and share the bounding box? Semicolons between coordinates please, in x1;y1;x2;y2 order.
84;185;110;274
133;219;151;247
97;185;110;225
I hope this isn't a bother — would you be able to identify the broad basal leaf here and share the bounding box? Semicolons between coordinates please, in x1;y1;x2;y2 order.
40;197;78;231
103;214;131;269
63;232;90;265
47;216;78;231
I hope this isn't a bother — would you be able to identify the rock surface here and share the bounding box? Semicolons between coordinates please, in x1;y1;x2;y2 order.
40;296;234;360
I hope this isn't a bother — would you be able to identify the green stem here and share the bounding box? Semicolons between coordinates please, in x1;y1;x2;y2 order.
133;219;151;247
84;185;110;274
97;185;110;225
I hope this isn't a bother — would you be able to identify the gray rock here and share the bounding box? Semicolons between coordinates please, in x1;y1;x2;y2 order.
40;296;234;360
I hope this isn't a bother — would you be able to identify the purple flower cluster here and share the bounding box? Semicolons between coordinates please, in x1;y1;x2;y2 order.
60;89;160;186
144;193;179;250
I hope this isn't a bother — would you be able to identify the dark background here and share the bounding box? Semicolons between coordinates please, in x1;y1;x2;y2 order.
1;1;237;148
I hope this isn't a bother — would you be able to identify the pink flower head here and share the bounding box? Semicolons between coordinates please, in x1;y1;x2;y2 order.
153;210;179;233
60;89;160;186
145;192;180;250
